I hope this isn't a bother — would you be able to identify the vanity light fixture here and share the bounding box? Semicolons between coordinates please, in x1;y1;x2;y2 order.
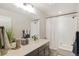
13;3;36;14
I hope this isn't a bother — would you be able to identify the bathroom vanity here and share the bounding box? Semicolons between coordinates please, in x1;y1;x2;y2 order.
5;39;49;56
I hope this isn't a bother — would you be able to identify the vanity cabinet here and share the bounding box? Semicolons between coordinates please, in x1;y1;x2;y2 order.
26;43;49;56
26;49;39;56
5;39;49;56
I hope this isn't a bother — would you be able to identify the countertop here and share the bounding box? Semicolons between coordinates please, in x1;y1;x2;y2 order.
5;39;49;56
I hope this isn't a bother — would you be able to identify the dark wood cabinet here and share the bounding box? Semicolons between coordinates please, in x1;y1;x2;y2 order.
26;43;49;56
44;46;49;56
26;49;39;56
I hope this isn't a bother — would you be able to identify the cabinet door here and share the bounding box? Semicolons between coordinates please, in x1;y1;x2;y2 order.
45;46;49;56
39;50;45;56
26;49;39;56
39;43;49;56
38;45;45;56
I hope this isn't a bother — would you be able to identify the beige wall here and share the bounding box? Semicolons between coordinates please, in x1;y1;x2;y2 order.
77;17;79;31
76;4;79;31
0;8;32;38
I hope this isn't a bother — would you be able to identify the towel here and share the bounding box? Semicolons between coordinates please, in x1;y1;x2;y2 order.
0;29;4;48
4;29;11;49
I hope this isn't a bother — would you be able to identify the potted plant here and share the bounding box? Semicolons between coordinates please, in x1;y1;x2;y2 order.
6;29;14;46
32;35;38;41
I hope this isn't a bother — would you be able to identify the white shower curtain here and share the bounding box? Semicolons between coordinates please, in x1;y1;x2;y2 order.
46;15;77;51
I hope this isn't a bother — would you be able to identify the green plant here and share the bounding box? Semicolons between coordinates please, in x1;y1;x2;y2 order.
32;35;38;41
6;29;14;43
0;38;2;48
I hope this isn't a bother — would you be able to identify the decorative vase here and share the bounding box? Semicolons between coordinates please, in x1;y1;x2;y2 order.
0;49;8;56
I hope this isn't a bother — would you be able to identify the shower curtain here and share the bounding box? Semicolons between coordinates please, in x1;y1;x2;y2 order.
46;15;77;51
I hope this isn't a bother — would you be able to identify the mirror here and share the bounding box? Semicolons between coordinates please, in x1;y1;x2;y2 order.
0;16;12;30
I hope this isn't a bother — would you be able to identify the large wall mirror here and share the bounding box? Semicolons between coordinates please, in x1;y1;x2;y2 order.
0;16;12;30
30;19;40;39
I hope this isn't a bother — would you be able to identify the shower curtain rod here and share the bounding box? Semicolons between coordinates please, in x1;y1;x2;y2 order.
32;19;40;21
46;12;78;19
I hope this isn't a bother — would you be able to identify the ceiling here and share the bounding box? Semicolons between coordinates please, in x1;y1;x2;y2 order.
0;3;78;17
32;3;77;17
0;3;33;16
